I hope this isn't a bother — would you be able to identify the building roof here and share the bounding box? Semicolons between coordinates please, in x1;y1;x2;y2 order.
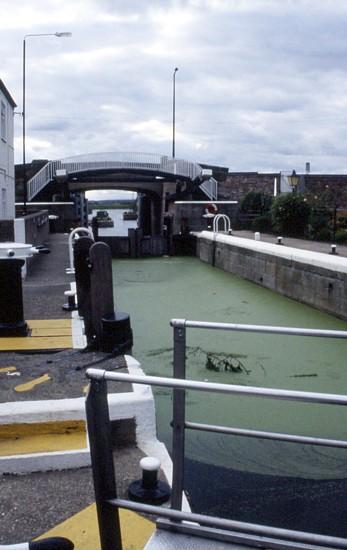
0;79;17;108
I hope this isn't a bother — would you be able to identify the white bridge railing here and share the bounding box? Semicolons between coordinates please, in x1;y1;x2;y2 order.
199;176;218;201
27;152;205;201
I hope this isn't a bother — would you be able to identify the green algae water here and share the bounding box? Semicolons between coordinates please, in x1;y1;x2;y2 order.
112;256;347;481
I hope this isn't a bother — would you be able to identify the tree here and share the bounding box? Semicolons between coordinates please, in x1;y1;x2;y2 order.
271;193;310;237
239;191;273;231
240;191;272;214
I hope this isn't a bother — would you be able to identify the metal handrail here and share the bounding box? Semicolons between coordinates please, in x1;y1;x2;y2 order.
85;369;347;549
213;213;231;233
87;368;347;405
85;319;347;549
169;319;347;514
67;226;94;274
199;176;218;200
171;318;347;338
108;499;347;549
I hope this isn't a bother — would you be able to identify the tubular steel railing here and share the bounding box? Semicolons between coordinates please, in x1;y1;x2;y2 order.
27;153;204;201
199;176;218;201
213;213;231;233
85;319;347;550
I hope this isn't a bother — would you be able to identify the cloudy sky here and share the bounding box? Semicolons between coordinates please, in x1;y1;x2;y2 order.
2;0;347;175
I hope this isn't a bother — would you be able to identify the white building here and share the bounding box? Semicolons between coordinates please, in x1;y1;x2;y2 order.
0;79;16;219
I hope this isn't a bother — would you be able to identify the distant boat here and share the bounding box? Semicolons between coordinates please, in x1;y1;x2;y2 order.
123;211;138;221
94;210;114;227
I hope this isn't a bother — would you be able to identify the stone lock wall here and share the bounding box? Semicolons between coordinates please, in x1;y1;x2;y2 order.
197;233;347;321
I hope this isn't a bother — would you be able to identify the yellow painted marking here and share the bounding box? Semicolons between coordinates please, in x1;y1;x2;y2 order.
14;373;51;393
31;327;71;337
28;319;72;329
0;421;86;456
0;319;73;352
37;503;155;550
0;335;73;351
0;366;17;373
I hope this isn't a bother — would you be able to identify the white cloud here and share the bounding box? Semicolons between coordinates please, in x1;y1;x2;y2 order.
126;119;171;142
3;0;347;173
0;0;97;29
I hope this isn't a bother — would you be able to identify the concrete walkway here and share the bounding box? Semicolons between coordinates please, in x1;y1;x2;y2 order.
0;233;153;547
231;230;347;257
0;233;130;404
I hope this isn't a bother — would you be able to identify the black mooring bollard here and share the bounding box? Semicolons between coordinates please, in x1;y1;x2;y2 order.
101;312;133;355
74;236;94;347
0;259;28;336
128;457;171;505
62;289;77;311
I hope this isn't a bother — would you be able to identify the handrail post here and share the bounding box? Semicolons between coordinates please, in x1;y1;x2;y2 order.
86;377;123;550
171;322;186;510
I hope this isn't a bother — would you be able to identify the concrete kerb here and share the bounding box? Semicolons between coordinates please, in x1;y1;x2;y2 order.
0;356;173;486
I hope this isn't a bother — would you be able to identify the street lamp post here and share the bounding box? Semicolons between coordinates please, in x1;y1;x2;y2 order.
172;67;178;158
22;32;71;215
287;169;300;193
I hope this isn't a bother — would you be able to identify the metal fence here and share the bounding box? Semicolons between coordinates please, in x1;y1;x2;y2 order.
85;319;347;549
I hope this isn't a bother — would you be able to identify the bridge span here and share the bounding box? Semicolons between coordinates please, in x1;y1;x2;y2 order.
27;152;216;202
25;152;218;247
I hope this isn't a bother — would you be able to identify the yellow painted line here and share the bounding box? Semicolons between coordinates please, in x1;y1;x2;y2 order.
14;373;51;393
0;335;73;351
0;431;87;456
31;327;72;337
0;421;86;456
37;503;155;550
0;420;86;439
0;366;17;373
0;319;73;351
28;319;72;329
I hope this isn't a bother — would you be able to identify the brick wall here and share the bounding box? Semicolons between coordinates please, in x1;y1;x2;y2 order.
304;175;347;207
218;172;279;201
216;172;347;208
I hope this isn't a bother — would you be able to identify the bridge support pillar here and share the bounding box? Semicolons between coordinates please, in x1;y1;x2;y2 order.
151;195;163;236
138;195;152;236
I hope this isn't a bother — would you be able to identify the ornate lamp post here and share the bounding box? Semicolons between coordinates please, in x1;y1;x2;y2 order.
172;67;178;158
287;169;300;193
22;32;72;214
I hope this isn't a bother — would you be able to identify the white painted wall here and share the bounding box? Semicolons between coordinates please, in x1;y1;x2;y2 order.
0;83;16;219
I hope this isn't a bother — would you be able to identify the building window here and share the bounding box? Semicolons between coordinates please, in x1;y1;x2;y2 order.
1;101;6;141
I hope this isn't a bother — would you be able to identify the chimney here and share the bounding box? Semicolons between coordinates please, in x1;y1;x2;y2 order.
305;162;310;174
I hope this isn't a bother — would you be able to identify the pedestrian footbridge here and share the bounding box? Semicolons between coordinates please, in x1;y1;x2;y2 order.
27;152;218;202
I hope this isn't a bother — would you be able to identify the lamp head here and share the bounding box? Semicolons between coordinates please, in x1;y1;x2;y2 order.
55;32;72;37
288;169;299;189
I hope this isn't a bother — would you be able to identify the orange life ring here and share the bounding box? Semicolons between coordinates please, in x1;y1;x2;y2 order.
206;203;218;215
